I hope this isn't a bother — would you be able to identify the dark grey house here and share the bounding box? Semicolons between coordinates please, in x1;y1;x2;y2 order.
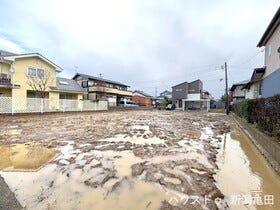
172;80;203;108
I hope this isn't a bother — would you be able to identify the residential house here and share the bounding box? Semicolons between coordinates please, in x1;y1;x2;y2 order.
244;7;280;99
172;79;203;108
51;77;84;99
243;68;265;99
156;90;171;103
0;50;83;112
132;90;153;106
73;73;132;106
172;79;211;111
229;79;249;103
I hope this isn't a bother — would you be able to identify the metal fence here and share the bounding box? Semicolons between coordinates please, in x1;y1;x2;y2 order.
0;97;108;114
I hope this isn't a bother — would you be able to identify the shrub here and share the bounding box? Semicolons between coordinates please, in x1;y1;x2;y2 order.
232;95;280;139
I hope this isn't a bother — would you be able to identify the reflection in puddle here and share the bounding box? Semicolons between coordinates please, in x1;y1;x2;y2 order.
215;128;280;210
0;143;182;210
0;127;217;209
0;143;58;171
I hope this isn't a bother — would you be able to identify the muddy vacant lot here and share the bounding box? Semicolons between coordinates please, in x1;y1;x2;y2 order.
0;110;231;210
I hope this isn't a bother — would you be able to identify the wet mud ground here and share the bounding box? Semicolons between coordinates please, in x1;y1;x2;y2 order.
0;110;278;209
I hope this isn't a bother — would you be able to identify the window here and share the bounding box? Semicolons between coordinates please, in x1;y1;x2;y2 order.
28;68;37;77
37;69;45;78
88;81;94;86
82;81;88;87
27;67;45;78
59;81;69;85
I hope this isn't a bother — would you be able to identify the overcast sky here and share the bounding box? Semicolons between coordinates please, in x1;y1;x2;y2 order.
0;0;279;98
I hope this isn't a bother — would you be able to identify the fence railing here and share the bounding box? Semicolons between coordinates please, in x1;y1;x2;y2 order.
0;97;108;114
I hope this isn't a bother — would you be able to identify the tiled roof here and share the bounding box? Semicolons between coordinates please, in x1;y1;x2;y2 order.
133;90;153;98
0;50;18;57
230;79;250;91
73;73;129;87
51;77;85;93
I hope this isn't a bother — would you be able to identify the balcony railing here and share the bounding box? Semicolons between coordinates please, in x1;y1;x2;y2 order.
0;73;12;87
88;86;133;96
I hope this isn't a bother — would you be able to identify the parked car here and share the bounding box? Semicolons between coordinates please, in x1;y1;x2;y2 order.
166;104;175;110
119;100;139;107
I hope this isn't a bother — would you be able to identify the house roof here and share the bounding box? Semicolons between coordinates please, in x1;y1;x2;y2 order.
2;52;63;72
172;79;201;88
0;50;18;57
133;90;153;98
172;81;188;88
257;7;280;47
50;77;85;93
230;79;250;91
202;90;210;95
72;73;129;87
243;67;266;89
160;90;171;95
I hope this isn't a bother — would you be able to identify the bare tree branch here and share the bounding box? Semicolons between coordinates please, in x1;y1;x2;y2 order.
27;69;54;98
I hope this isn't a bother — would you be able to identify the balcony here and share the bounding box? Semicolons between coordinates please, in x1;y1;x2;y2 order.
88;86;133;96
0;73;12;88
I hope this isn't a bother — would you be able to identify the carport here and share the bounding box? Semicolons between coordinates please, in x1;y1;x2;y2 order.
182;98;210;112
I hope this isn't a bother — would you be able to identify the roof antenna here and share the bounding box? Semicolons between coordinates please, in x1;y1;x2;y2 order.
74;65;78;73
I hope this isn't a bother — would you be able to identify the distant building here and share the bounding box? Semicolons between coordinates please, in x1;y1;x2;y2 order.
155;90;171;103
172;79;210;111
229;80;249;103
132;90;153;106
73;73;132;106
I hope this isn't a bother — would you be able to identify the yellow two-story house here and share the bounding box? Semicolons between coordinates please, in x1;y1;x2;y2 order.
0;50;84;112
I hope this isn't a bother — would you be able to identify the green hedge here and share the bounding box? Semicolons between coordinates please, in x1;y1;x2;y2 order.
231;95;280;138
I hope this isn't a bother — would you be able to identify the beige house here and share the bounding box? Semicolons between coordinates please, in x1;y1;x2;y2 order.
244;7;280;99
0;50;84;112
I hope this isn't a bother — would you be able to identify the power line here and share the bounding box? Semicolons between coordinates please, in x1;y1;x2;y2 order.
230;49;264;68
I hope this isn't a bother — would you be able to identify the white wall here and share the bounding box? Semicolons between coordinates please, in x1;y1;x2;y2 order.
232;86;245;97
245;82;260;99
187;93;201;100
264;24;280;78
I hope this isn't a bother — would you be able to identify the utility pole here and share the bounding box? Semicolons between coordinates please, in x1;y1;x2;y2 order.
155;87;157;98
224;62;229;115
98;73;106;100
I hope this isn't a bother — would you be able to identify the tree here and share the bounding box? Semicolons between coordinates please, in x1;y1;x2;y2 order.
157;96;172;109
27;69;54;98
220;93;227;103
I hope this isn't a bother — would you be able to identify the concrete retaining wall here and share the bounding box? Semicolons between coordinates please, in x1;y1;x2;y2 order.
231;113;280;175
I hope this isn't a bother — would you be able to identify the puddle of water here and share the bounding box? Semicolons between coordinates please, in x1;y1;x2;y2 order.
0;126;218;209
200;126;213;140
2;129;22;135
0;143;59;171
215;128;280;210
1;142;185;210
99;134;166;145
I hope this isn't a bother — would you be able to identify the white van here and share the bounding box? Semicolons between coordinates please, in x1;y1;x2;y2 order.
119;100;139;107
